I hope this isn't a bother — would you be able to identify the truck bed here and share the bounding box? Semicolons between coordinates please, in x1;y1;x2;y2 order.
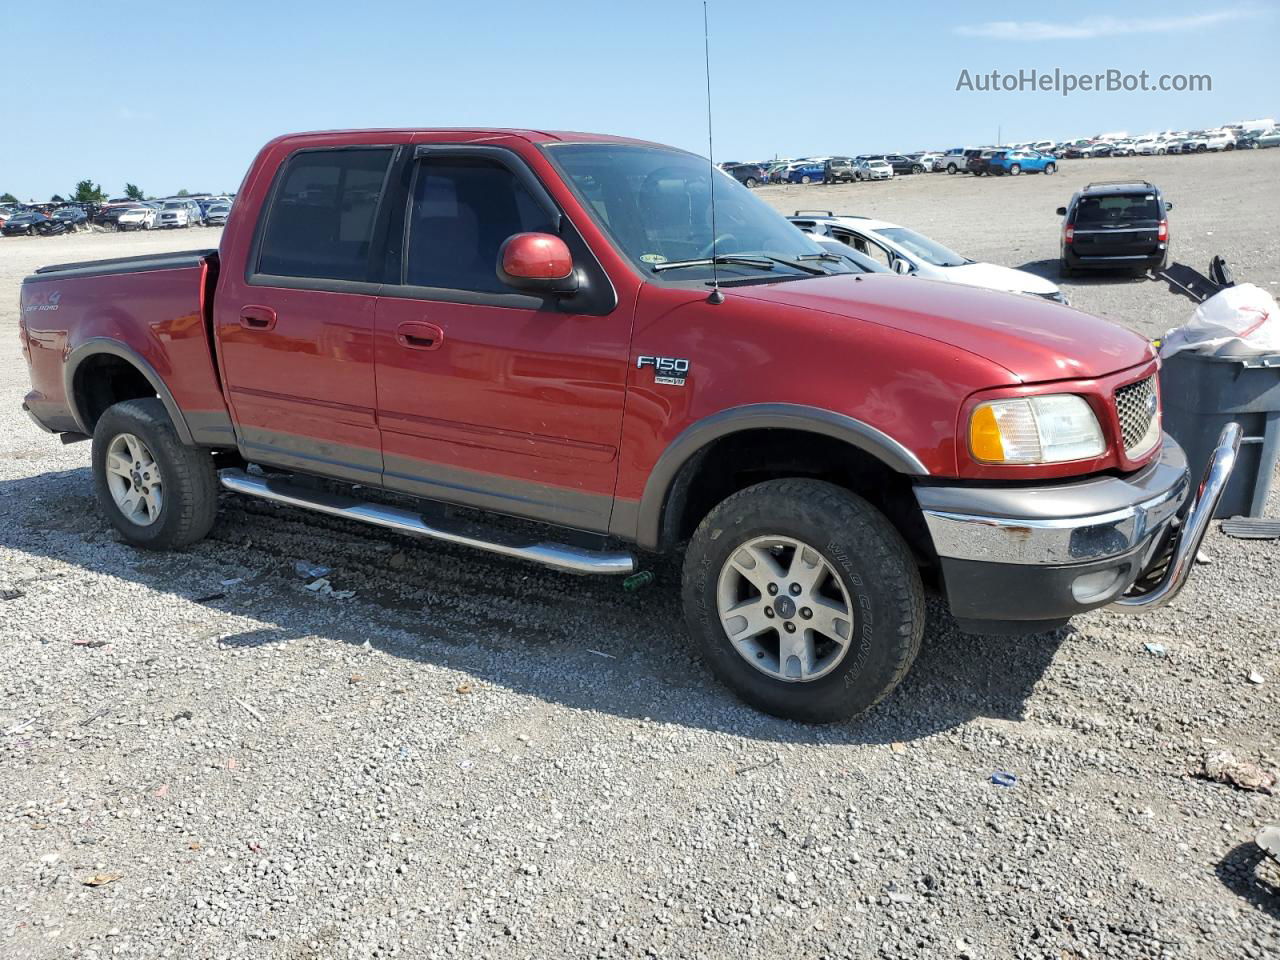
20;248;233;446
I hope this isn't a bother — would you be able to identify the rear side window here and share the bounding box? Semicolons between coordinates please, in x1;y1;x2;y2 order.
404;157;553;293
257;148;393;282
1075;194;1161;224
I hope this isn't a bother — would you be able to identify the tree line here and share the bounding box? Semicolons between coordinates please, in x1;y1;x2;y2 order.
1;182;210;204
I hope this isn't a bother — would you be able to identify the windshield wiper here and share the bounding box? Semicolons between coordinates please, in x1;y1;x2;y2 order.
652;255;776;273
762;255;832;276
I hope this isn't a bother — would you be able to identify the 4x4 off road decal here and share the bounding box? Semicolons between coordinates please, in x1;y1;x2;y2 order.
637;355;689;387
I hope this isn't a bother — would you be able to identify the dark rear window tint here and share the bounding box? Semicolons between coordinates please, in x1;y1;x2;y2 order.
257;148;392;281
1076;194;1160;223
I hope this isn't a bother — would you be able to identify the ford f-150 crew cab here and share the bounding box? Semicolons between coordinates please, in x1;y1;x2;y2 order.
18;128;1241;722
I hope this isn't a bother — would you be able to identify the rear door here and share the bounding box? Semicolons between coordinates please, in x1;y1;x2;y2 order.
1071;192;1162;259
371;142;629;532
214;145;396;484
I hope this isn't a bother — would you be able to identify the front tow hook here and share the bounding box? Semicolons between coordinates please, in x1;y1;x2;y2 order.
1111;422;1242;612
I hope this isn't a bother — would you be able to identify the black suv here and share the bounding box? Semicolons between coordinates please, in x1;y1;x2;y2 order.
720;163;765;188
1057;180;1172;278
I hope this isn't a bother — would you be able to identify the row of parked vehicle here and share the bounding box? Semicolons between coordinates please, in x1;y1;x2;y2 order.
0;196;233;237
94;196;233;231
720;119;1279;189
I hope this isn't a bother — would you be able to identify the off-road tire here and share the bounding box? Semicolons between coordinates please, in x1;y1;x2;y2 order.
682;479;925;723
92;398;218;550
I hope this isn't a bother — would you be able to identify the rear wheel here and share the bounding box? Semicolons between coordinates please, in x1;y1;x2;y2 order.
744;177;757;188
911;164;923;174
1059;260;1076;278
92;398;218;550
800;175;812;185
682;479;925;723
1010;164;1022;175
1044;162;1057;174
946;163;958;174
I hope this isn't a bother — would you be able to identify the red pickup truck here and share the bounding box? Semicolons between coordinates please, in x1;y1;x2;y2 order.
18;129;1239;722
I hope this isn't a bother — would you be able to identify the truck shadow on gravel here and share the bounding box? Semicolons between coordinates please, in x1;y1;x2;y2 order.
1215;842;1280;920
3;466;1070;746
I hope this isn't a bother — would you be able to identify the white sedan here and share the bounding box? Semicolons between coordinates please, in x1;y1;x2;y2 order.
788;213;1067;303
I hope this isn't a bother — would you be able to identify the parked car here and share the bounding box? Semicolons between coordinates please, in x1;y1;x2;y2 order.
855;158;893;181
203;202;232;226
722;163;765;188
51;206;89;229
783;162;826;185
987;150;1057;176
19;128;1229;724
2;211;57;236
823;158;858;183
966;150;1000;176
155;199;200;228
116;206;157;231
1057;180;1171;277
1108;140;1137;157
1252;127;1280;148
939;147;982;174
876;154;926;175
787;213;1066;302
912;152;944;171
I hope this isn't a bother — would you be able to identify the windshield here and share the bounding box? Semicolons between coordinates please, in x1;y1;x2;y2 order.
876;227;970;267
545;143;849;282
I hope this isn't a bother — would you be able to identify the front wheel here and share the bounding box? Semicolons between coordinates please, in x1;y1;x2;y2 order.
682;479;925;723
1010;164;1021;175
744;177;757;188
1044;162;1057;174
800;175;812;185
911;165;923;174
92;398;218;550
946;163;958;174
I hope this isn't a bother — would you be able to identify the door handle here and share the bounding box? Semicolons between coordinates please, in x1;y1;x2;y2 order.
396;320;445;351
239;305;277;331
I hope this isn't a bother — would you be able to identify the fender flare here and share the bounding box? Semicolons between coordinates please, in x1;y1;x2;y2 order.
627;403;928;550
63;338;195;445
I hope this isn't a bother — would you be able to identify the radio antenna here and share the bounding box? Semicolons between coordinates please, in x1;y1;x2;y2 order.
703;0;724;304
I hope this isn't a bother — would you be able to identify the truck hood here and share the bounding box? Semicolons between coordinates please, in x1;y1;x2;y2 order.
728;273;1154;383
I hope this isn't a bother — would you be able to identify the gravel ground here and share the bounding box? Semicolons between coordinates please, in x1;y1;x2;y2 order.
1;152;1278;960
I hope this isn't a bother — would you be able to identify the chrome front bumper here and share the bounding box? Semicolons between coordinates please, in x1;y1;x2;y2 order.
915;427;1241;623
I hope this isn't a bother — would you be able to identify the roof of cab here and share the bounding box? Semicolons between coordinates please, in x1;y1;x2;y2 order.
264;128;669;149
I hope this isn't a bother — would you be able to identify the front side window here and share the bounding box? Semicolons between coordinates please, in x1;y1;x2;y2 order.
257;147;393;282
404;157;554;293
546;142;846;283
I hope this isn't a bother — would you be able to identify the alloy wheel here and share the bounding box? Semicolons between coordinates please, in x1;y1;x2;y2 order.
104;432;163;525
716;536;854;682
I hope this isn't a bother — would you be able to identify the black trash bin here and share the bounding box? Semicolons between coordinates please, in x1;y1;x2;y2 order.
1159;352;1280;518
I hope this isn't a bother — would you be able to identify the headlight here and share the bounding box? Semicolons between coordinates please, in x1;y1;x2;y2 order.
969;394;1104;464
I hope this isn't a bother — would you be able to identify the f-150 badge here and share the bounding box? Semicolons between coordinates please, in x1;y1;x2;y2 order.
637;355;689;387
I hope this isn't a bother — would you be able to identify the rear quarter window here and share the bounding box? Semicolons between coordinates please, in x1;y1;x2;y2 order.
255;148;393;282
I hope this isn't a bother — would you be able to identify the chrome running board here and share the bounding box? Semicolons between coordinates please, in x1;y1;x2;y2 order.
218;469;635;576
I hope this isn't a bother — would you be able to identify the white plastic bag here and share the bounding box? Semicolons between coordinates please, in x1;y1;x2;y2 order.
1160;283;1280;359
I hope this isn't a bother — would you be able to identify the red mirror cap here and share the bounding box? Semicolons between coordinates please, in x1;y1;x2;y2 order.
500;232;573;280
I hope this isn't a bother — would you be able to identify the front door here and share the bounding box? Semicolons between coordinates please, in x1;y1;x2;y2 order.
372;147;630;532
214;146;395;484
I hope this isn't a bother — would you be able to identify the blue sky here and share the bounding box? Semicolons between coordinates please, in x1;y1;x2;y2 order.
2;0;1274;199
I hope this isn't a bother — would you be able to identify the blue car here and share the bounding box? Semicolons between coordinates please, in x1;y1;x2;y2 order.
784;162;826;184
988;150;1057;176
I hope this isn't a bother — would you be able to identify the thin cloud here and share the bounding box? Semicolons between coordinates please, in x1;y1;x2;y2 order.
955;9;1261;40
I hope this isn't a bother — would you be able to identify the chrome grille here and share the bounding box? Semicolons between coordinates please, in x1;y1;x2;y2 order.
1115;375;1159;455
